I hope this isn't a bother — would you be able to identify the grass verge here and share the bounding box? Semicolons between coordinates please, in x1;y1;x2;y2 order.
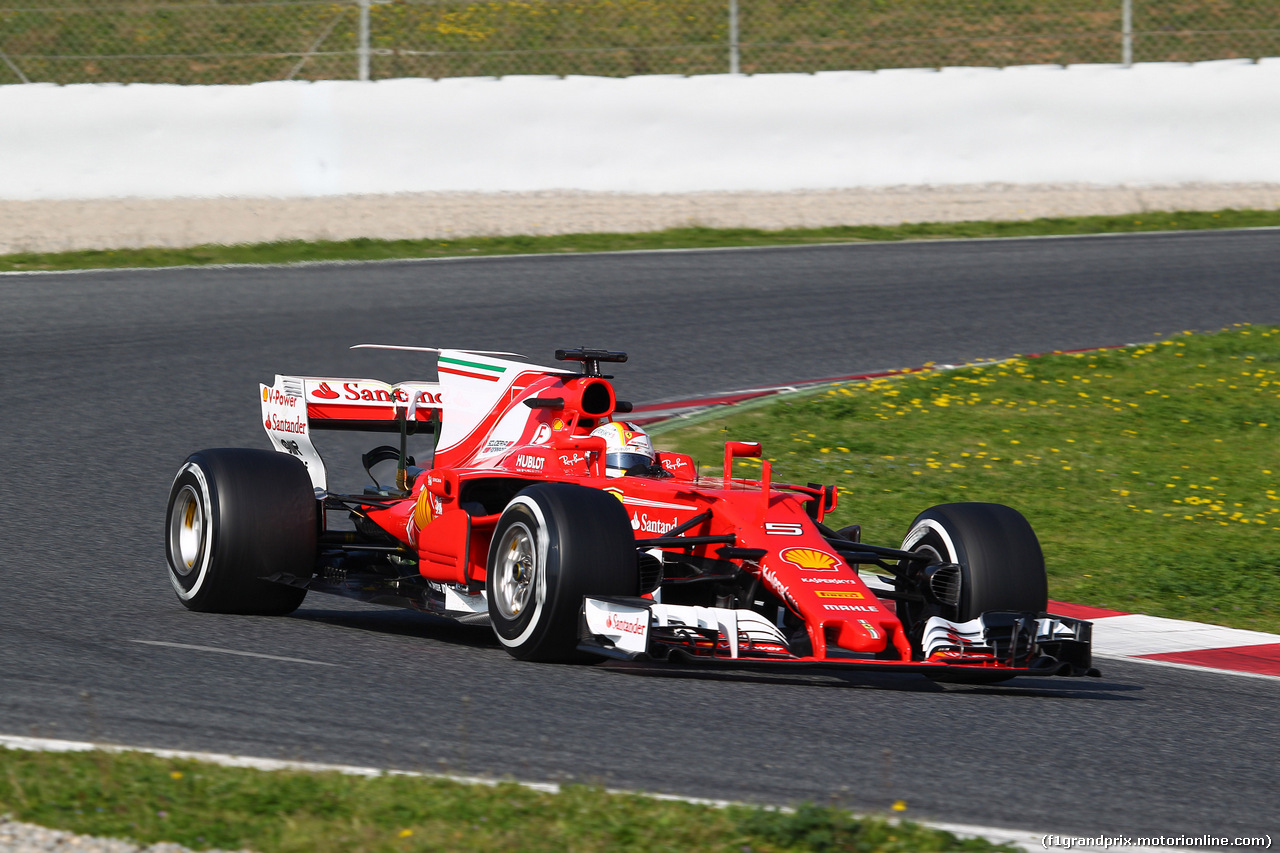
0;748;1011;853
1;0;1274;84
3;208;1278;273
657;325;1280;633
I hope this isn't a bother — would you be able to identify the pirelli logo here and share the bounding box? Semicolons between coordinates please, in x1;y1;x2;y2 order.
814;590;865;600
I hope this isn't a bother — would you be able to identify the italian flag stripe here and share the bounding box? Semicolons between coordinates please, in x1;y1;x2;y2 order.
439;356;505;374
439;365;501;382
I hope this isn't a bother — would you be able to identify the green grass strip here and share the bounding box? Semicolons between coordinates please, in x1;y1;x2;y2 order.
656;325;1280;633
3;208;1278;272
0;748;1012;853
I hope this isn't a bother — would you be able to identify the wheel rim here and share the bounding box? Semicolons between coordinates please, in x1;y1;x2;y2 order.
912;542;943;563
169;484;206;576
492;521;537;620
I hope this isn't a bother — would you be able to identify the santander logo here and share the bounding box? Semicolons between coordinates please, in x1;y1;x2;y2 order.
605;612;647;635
310;381;441;405
266;413;307;435
630;513;677;534
761;566;790;597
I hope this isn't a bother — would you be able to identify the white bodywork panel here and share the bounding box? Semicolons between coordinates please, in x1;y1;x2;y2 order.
583;597;791;659
583;598;651;655
922;614;1079;659
443;585;489;619
434;349;560;463
260;376;327;491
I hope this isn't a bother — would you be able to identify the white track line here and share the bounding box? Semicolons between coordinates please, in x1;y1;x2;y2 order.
129;639;337;667
0;734;1189;853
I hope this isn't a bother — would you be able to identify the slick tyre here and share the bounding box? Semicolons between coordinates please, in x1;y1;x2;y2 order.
165;448;316;615
902;502;1047;621
487;483;637;662
901;502;1047;683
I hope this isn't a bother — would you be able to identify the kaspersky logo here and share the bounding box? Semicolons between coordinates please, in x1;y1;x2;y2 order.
779;548;839;572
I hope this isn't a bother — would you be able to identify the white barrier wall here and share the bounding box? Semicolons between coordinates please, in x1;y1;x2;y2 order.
1;59;1278;200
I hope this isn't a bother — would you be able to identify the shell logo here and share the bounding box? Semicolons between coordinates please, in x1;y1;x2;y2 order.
780;548;839;571
262;388;270;402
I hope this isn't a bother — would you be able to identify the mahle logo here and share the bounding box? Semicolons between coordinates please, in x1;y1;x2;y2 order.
779;548;839;571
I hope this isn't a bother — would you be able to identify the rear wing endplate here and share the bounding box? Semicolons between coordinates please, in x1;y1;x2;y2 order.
260;374;443;492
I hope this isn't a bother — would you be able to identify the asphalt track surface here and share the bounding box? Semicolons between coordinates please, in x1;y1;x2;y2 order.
3;229;1280;842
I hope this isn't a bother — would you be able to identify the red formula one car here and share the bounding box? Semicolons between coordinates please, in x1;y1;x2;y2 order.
165;347;1097;681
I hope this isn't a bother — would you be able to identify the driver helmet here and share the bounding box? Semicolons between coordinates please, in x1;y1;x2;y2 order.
590;421;656;477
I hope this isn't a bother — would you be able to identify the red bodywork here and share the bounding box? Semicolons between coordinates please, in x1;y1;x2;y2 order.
265;349;1093;675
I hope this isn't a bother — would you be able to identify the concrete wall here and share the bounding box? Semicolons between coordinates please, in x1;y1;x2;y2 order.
2;59;1278;200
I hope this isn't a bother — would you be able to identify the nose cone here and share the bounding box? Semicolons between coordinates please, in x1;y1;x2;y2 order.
829;617;890;654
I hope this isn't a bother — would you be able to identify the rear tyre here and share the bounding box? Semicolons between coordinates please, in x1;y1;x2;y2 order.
165;448;316;615
900;502;1047;683
487;483;637;662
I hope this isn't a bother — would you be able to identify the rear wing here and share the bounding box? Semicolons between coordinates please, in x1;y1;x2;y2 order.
261;374;442;491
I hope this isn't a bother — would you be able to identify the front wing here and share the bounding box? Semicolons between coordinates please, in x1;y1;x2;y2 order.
579;596;1099;678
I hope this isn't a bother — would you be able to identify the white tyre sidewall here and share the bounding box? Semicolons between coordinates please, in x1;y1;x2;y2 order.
168;461;215;602
901;517;958;563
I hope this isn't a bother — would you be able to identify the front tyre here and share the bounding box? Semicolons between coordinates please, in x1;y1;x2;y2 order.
165;448;316;615
488;483;637;662
901;502;1047;683
901;502;1047;621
